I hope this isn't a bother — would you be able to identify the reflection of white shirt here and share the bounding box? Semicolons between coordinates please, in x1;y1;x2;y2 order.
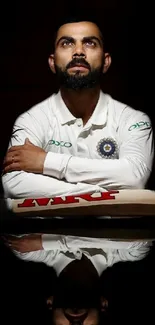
2;91;154;272
14;235;152;276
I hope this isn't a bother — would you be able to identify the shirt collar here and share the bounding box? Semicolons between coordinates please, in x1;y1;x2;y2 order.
54;90;108;126
54;91;77;125
86;91;108;127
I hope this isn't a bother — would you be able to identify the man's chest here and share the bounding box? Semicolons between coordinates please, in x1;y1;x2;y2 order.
44;120;119;159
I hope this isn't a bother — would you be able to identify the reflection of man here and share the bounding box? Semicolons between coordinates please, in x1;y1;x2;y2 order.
45;254;109;325
2;14;154;265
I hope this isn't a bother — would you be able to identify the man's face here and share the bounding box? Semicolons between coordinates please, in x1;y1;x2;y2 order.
49;21;111;89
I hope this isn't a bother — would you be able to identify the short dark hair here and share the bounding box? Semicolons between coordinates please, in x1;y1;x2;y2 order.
51;11;108;53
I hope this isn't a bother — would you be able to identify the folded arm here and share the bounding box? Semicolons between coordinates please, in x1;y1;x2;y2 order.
2;113;104;199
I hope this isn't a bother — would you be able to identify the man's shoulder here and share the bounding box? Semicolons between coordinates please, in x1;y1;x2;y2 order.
25;93;56;115
15;93;57;122
107;94;135;114
106;93;150;121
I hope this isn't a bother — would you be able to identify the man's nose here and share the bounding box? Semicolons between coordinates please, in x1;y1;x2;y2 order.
72;42;86;58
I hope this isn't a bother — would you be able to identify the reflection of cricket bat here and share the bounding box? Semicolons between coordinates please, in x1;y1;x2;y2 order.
9;189;155;217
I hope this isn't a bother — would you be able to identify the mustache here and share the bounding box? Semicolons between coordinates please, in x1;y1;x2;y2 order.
66;58;90;70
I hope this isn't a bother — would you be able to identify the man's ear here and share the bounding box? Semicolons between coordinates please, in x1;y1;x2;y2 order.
100;296;108;312
46;296;54;310
48;54;56;73
103;53;112;74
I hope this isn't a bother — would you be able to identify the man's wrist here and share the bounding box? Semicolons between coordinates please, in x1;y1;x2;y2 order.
43;152;72;179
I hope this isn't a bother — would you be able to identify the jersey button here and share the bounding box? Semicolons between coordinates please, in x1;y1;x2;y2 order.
77;119;82;127
74;250;82;260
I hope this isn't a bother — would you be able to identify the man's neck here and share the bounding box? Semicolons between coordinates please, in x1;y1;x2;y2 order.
60;86;100;125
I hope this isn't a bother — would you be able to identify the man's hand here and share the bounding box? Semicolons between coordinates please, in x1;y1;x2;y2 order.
4;234;43;253
3;138;47;174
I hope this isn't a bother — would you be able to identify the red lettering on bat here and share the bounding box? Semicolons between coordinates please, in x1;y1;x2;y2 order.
18;198;35;208
51;196;79;205
17;196;78;208
76;190;119;202
17;190;119;208
32;198;51;206
50;190;119;205
18;198;51;207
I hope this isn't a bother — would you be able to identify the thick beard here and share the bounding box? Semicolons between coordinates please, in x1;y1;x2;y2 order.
55;65;103;90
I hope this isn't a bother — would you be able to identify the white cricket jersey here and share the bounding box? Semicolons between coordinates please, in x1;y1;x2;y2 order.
2;90;153;199
2;90;154;268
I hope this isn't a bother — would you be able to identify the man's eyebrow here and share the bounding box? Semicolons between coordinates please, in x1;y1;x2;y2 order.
83;36;102;46
56;36;74;46
56;36;102;46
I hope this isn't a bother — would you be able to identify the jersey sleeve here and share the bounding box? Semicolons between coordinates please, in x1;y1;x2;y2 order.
108;241;152;265
2;170;103;199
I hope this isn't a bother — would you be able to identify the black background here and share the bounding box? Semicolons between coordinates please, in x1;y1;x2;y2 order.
0;1;155;323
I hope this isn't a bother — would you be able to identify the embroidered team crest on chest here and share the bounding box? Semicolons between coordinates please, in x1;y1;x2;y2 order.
96;138;118;159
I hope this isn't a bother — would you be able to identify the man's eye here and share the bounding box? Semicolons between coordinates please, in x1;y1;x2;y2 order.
85;41;96;47
61;41;72;47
